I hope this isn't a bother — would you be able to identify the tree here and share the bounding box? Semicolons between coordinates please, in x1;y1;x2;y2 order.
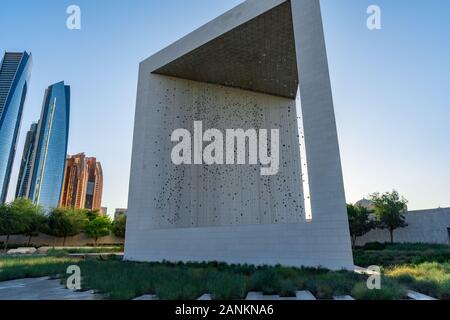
112;214;127;238
46;208;88;246
347;204;375;248
9;198;47;245
370;190;408;244
0;201;27;250
85;214;112;246
85;209;99;221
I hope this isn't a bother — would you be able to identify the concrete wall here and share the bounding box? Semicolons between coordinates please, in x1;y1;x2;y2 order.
0;232;124;247
356;208;450;246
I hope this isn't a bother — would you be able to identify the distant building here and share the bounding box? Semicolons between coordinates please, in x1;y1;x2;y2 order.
85;157;103;210
114;208;127;220
60;153;103;211
355;198;374;211
18;81;70;209
100;207;108;215
0;52;32;203
355;198;408;212
15;123;38;198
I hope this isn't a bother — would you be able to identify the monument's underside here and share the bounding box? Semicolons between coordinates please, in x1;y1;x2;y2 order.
126;0;354;270
154;1;299;99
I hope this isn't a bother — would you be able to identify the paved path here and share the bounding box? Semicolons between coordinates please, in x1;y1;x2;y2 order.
407;290;437;301
0;277;98;300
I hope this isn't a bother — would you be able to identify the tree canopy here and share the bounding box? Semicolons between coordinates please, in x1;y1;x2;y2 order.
85;214;112;246
370;190;408;243
112;214;127;238
347;204;375;247
46;208;88;246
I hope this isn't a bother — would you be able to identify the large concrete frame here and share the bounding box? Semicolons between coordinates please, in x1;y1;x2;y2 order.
125;0;354;270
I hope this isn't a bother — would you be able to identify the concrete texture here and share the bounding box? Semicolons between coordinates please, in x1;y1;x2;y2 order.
154;2;298;99
126;0;353;270
356;208;450;246
0;277;98;300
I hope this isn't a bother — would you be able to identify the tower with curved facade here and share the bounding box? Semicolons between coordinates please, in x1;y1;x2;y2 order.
0;52;32;203
24;82;70;209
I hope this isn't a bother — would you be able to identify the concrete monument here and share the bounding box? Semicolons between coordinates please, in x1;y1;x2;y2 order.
125;0;354;270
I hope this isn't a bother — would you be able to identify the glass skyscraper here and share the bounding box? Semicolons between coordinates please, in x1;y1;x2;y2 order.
0;52;32;203
15;122;38;198
25;81;70;209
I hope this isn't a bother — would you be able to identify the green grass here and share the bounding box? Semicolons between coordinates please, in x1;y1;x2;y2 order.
0;256;78;282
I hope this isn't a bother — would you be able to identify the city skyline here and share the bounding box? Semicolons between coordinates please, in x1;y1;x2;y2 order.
1;0;449;213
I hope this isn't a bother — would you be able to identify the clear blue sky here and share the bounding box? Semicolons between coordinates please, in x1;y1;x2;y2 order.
1;0;449;213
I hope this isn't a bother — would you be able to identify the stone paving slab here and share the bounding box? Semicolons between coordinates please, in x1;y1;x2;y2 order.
133;294;158;300
0;277;99;300
245;292;263;300
295;291;317;300
246;291;315;301
407;290;437;301
333;295;355;300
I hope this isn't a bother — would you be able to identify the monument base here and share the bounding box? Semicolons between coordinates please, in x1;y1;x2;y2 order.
124;220;354;271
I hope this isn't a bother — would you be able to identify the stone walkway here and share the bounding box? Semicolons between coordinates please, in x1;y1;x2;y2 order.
0;277;98;300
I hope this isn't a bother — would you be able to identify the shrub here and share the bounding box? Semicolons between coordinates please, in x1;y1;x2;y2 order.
359;242;388;251
386;262;450;299
112;214;126;238
47;249;69;257
249;268;284;295
278;279;297;297
351;281;406;300
85;214;112;246
207;272;247;300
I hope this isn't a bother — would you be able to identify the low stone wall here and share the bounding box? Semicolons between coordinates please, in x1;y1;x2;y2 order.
3;208;449;248
0;232;124;247
356;208;450;246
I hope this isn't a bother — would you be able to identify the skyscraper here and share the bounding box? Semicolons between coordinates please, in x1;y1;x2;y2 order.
84;157;103;211
15;122;38;198
60;153;103;211
25;81;70;209
0;52;32;203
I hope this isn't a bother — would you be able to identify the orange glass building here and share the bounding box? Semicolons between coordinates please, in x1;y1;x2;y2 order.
60;153;103;211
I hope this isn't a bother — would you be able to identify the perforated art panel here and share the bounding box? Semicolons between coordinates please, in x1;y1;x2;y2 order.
131;75;305;230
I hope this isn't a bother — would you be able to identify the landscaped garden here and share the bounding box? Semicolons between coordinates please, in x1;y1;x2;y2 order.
354;243;450;300
1;192;448;300
0;243;448;300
